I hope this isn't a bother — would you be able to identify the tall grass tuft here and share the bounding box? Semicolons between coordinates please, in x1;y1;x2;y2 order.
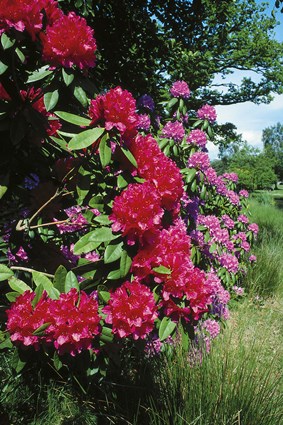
145;303;283;425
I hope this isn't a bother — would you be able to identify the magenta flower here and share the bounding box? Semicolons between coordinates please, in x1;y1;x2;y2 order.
188;152;211;171
170;80;190;99
197;104;217;122
161;121;185;142
239;189;249;198
186;129;207;148
137;114;151;131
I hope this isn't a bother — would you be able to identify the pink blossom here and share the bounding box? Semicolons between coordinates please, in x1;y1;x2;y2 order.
249;255;257;262
222;172;238;183
239;189;249;198
232;285;244;296
202;319;220;339
170;80;190;99
222;214;235;229
186;129;207;148
248;223;259;235
238;214;249;224
188;152;210;171
137;114;151;131
219;253;239;273
161;121;185;142
197;104;217;122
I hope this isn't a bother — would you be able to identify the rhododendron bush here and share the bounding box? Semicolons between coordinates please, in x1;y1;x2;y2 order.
0;1;258;377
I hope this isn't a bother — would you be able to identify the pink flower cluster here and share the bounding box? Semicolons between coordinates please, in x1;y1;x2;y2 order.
103;280;158;340
219;253;239;273
55;205;90;234
6;289;101;356
186;129;207;148
161;121;185;142
170;80;191;99
188;152;211;171
222;173;239;183
197;104;217;122
89;87;139;140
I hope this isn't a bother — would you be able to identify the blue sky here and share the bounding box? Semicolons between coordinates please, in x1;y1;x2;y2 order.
207;1;283;159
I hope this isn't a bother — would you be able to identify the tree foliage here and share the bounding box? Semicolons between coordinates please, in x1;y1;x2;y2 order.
59;0;283;107
262;122;283;181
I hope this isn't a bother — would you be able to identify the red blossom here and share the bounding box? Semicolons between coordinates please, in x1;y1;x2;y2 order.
6;289;101;356
129;134;184;212
109;182;163;245
103;281;158;340
132;219;191;280
0;0;62;40
88;87;139;140
41;12;97;69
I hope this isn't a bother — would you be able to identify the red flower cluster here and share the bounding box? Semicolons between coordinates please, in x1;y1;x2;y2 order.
109;182;163;245
0;0;62;40
6;289;101;356
132;219;214;322
20;87;61;136
103;280;158;340
129;134;184;212
88;87;139;140
132;219;191;280
41;12;97;69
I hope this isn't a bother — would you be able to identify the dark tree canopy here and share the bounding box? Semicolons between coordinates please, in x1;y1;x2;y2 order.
60;0;283;107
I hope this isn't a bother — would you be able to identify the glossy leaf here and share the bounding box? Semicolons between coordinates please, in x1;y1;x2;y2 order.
104;242;123;264
65;271;80;292
27;65;53;83
68;127;105;150
0;264;13;281
99;134;112;167
73;227;118;255
159;317;176;341
54;111;91;126
8;277;32;294
44;90;59;112
53;265;68;293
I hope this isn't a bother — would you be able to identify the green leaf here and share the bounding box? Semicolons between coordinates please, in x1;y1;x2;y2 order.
15;48;25;63
32;322;51;336
98;291;110;303
27;66;53;83
0;61;8;75
0;337;13;349
152;265;171;275
73;227;118;255
77;166;91;204
68;128;105;150
8;277;32;294
32;271;59;299
104;242;123;264
159;317;176;341
54;111;91;127
49;136;69;152
107;269;122;280
6;292;18;303
44;90;59;112
0;264;13;281
185;168;197;183
209;243;218;253
53;351;63;370
11;349;26;373
99;134;112;167
117;174;128;189
120;146;137;168
32;284;44;308
94;215;111;225
100;326;114;343
167;97;178;108
62;69;74;86
53;265;68;293
74;86;88;107
1;33;15;49
119;250;132;278
65;271;80;292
